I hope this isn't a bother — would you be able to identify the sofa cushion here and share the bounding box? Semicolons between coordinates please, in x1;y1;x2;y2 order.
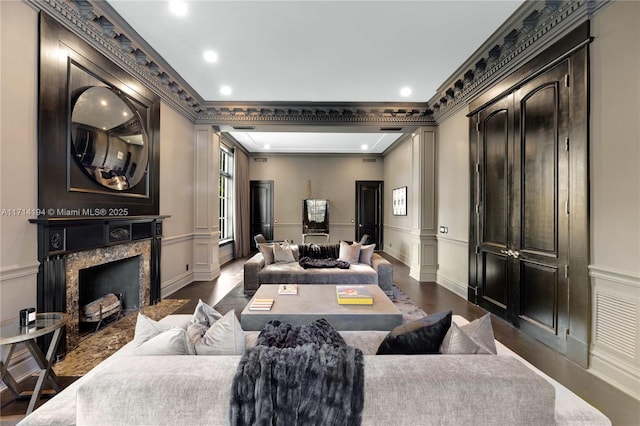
194;310;245;355
376;310;452;355
359;244;376;265
259;262;377;285
441;313;497;355
133;314;195;355
257;243;275;264
273;241;296;263
339;241;362;263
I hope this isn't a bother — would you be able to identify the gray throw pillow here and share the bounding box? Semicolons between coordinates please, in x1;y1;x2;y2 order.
188;299;223;343
338;241;361;264
376;310;452;355
133;313;173;345
273;241;295;263
194;310;246;355
441;313;497;354
258;243;275;264
358;244;375;265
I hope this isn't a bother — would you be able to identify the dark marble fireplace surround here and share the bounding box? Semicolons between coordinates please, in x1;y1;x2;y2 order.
30;216;165;354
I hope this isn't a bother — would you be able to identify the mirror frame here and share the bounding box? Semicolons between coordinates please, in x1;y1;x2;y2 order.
38;14;160;217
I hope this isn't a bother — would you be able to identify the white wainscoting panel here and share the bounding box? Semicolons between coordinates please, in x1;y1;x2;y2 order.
436;236;469;298
589;265;640;400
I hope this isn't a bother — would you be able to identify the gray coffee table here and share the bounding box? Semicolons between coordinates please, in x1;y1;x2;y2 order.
240;284;402;331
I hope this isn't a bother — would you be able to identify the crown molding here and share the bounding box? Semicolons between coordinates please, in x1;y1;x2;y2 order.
28;0;204;120
197;101;434;127
428;0;611;123
29;0;610;127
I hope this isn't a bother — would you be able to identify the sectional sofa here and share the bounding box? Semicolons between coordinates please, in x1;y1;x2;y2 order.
19;315;610;426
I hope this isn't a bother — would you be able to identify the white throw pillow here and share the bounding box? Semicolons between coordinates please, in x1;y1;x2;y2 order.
273;241;295;263
133;313;195;355
133;313;173;346
338;241;361;264
194;310;246;355
134;328;194;355
359;244;376;265
188;299;223;343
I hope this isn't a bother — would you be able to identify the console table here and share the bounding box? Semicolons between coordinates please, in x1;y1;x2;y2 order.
0;312;66;414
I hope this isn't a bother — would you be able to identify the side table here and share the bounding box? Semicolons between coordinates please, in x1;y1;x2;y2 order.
0;312;66;414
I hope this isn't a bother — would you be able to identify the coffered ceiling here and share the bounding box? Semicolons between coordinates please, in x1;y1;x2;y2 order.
105;0;525;153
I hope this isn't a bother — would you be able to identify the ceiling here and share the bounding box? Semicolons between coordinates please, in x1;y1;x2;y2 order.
107;0;524;153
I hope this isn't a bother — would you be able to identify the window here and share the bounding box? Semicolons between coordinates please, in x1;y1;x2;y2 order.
219;146;233;243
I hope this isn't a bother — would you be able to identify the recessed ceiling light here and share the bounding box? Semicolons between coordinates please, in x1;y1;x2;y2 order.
100;100;107;106
361;144;369;150
203;50;218;63
264;144;271;149
400;87;412;97
220;85;232;96
169;0;187;17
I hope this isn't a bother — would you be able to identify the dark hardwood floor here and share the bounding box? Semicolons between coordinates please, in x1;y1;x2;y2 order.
3;253;638;425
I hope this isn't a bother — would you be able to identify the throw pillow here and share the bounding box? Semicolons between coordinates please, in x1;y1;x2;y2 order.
441;313;497;355
258;243;275;265
188;299;223;343
194;310;246;355
134;328;194;355
273;241;295;263
338;241;361;264
376;310;452;355
133;313;195;355
358;244;375;265
133;313;173;346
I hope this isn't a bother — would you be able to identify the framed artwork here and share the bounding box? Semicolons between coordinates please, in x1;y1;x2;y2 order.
392;186;407;216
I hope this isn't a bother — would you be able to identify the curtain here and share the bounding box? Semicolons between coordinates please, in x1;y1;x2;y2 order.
234;148;251;258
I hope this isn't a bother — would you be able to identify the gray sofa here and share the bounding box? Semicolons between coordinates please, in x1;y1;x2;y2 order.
20;315;610;426
244;243;393;296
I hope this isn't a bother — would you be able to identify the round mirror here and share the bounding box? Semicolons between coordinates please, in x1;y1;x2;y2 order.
70;86;148;191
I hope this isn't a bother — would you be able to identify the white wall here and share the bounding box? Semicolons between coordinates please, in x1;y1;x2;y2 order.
588;0;640;400
0;0;42;387
249;155;383;244
435;108;471;297
159;103;195;296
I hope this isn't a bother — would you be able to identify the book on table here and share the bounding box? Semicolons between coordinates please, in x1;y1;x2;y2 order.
336;285;374;305
278;284;298;295
249;298;274;311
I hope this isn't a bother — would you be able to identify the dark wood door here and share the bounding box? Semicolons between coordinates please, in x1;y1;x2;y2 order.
250;180;274;246
355;181;383;249
476;61;570;353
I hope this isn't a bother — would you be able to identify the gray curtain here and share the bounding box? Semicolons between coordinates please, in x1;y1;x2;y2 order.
234;148;251;258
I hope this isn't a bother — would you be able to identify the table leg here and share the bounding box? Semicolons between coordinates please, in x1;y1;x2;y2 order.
23;327;63;414
0;343;21;397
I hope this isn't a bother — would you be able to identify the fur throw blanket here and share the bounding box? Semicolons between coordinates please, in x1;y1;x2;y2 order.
298;243;340;259
229;319;365;426
299;256;350;269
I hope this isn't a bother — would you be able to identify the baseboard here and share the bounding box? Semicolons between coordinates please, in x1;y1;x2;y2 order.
161;270;193;298
589;347;640;401
436;274;467;298
193;266;220;283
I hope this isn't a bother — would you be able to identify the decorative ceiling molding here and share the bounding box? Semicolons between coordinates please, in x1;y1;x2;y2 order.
29;0;610;127
197;102;434;126
28;0;204;121
428;0;610;122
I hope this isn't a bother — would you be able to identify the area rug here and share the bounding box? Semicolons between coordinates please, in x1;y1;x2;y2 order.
214;283;428;323
52;298;189;377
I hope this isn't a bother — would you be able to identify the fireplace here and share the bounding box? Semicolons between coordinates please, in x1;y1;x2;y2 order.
65;240;151;349
30;216;166;356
